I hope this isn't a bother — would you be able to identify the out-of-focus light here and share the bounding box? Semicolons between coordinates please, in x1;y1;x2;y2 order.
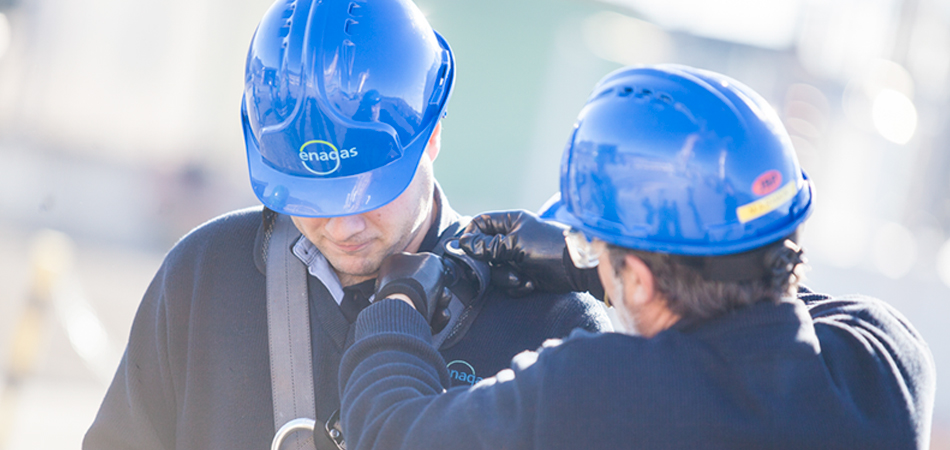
842;59;915;138
595;0;803;50
797;0;900;82
60;290;110;362
805;210;870;269
583;11;673;65
30;229;76;283
0;13;10;61
907;0;950;100
871;89;917;144
936;239;950;289
871;222;917;279
783;84;830;175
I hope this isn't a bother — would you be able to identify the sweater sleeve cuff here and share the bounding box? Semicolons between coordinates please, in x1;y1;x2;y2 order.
355;298;432;342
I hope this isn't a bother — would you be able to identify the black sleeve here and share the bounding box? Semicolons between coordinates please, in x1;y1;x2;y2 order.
83;260;180;450
84;208;275;450
798;286;936;448
340;299;542;450
549;292;614;335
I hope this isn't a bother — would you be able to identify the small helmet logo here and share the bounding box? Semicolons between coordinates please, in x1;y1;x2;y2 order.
752;169;782;196
297;140;360;176
298;140;340;175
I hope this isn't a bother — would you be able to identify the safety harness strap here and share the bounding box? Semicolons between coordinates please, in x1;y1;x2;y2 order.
266;214;317;450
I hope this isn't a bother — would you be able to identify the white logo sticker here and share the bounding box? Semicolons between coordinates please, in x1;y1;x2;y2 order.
298;140;359;175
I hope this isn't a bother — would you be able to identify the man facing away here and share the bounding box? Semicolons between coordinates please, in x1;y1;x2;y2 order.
82;1;610;449
339;64;936;449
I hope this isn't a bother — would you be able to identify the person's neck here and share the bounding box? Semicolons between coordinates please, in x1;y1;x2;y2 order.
402;197;438;254
634;299;681;338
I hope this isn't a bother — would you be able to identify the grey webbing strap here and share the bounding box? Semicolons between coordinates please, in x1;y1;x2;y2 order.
266;214;317;450
430;295;466;349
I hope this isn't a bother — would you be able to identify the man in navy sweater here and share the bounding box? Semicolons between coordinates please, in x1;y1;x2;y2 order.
340;65;936;449
82;1;610;449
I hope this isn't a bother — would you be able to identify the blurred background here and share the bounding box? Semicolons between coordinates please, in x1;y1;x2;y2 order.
0;0;948;447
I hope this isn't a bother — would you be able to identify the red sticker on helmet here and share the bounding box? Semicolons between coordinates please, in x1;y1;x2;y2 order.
752;170;782;196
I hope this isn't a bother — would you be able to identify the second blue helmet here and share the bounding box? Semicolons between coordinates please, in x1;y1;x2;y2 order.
550;64;814;256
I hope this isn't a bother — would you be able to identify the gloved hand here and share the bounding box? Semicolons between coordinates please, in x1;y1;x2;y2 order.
458;210;603;299
375;252;454;333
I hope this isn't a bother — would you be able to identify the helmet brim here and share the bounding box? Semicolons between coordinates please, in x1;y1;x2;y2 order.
551;171;815;256
243;110;432;217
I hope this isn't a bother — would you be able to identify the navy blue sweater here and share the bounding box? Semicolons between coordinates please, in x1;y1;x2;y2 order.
83;200;612;450
340;289;936;450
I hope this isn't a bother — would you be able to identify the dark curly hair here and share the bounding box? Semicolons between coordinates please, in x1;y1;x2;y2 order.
606;231;807;320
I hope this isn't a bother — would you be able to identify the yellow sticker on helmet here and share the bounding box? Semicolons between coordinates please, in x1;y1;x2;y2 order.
736;181;797;223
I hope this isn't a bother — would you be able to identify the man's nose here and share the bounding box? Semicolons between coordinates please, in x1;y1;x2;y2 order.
324;214;367;241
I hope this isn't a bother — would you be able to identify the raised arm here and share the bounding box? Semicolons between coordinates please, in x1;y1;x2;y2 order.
800;287;936;448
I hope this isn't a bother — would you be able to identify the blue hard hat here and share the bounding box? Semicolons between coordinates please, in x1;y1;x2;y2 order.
550;64;814;256
242;0;455;217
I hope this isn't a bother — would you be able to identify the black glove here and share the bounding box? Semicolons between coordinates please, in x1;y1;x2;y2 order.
375;252;454;333
458;210;603;299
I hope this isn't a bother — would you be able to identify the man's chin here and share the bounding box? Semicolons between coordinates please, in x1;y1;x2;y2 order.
326;255;382;283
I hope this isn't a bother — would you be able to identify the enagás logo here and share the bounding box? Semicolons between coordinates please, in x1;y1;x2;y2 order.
298;140;358;175
446;360;483;386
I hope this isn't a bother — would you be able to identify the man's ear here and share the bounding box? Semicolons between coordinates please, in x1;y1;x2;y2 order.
620;254;657;308
425;121;442;162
